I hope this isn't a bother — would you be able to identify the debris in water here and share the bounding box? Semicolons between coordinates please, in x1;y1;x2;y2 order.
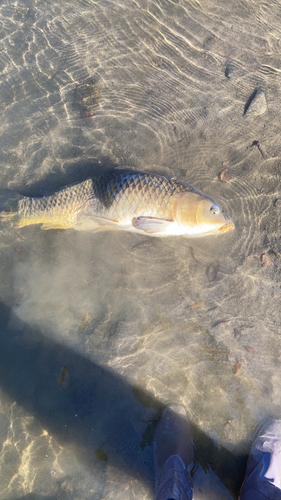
95;449;108;461
187;301;204;310
244;89;267;117
212;319;231;328
224;61;234;80
190;247;199;261
60;365;68;387
234;326;245;338
260;253;272;268
244;345;256;355
78;310;91;332
274;199;281;208
218;168;231;182
235;360;242;375
56;365;70;388
250;140;265;158
15;247;25;254
73;77;101;119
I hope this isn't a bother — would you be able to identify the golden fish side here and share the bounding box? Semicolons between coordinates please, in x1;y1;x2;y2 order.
0;171;235;237
0;180;95;229
91;172;189;220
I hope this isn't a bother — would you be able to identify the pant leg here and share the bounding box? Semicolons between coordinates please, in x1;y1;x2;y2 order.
240;460;281;500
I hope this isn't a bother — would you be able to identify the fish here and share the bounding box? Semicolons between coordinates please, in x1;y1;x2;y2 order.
0;171;234;237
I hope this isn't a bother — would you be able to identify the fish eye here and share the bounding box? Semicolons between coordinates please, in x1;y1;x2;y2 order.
210;205;219;215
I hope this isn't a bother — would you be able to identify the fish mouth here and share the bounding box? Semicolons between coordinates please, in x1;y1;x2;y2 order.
219;215;235;233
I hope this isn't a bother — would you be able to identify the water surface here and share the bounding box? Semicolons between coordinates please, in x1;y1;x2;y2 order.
0;0;281;498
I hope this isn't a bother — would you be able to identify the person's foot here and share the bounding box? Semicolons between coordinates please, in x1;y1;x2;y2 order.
153;404;194;500
240;419;281;499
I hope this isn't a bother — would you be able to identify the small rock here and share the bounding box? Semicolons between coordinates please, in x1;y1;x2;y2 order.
206;262;220;282
274;199;281;208
244;89;267;117
225;61;234;80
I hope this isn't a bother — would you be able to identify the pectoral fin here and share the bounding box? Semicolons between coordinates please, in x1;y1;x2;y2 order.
132;216;173;234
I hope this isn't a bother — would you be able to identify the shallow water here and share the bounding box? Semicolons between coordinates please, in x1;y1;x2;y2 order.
0;0;281;498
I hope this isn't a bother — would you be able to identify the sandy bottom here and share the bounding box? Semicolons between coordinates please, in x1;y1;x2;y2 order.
0;0;281;498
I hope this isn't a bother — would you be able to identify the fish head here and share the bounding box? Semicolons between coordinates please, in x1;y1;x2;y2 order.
175;191;235;236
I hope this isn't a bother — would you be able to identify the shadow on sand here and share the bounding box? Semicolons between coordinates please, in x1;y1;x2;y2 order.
0;300;247;499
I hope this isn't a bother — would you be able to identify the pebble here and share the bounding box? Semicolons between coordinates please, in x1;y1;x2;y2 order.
244;89;267;116
206;262;220;282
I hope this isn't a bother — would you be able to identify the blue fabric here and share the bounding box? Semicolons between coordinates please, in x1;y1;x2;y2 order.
240;460;281;500
154;455;193;500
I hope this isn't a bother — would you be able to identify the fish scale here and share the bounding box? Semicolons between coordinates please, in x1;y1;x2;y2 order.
18;179;95;227
94;173;188;221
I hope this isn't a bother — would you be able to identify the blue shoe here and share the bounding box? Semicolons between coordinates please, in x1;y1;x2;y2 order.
240;419;281;499
153;404;194;500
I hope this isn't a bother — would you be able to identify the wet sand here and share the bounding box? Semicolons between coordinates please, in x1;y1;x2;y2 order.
0;0;281;498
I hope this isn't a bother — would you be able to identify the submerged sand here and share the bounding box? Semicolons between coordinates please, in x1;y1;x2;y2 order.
0;0;281;498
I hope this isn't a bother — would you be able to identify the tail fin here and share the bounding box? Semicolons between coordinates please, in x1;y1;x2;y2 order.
0;188;23;225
